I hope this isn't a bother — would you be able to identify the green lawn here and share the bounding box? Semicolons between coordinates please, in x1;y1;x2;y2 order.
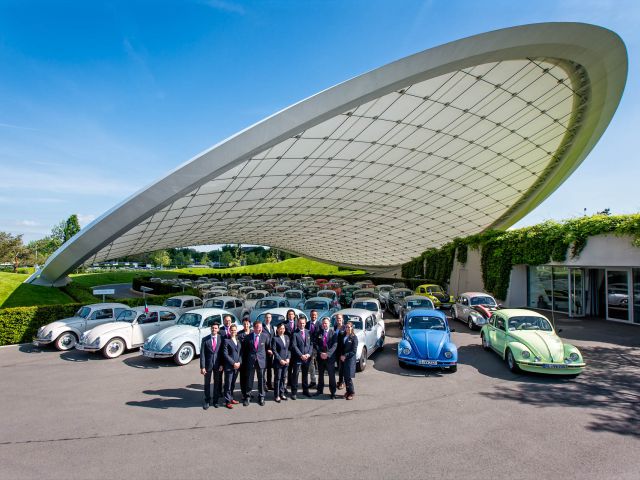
70;270;174;288
171;257;365;276
0;272;75;308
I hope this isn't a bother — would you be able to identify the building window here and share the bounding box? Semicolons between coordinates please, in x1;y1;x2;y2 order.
528;266;568;313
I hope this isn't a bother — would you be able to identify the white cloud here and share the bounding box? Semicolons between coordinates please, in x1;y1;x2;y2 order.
16;220;38;226
77;214;96;227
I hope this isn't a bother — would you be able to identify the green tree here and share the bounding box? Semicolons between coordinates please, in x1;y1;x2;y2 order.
200;253;209;265
0;232;27;272
26;236;61;265
149;250;171;267
63;214;81;242
220;251;233;266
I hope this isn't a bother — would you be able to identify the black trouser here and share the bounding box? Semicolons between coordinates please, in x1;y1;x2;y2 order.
239;359;249;398
343;363;355;395
273;362;288;398
204;367;223;403
336;358;344;384
317;357;336;395
224;368;239;404
287;362;294;389
246;361;265;400
266;353;273;387
291;360;310;394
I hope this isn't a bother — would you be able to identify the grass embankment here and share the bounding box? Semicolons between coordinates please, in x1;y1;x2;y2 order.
171;257;365;276
69;270;173;288
0;272;75;308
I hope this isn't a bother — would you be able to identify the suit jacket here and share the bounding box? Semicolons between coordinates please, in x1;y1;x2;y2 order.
220;324;233;339
334;329;346;356
246;331;269;369
200;334;223;371
272;335;291;363
238;330;252;360
223;337;242;369
262;323;275;346
292;329;313;362
315;328;338;360
284;319;297;339
342;333;358;378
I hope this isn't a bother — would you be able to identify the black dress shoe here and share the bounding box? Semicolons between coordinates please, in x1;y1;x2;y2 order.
303;390;311;397
330;394;336;399
290;394;297;400
313;391;323;397
203;400;210;410
282;395;288;401
243;398;249;407
259;398;265;406
309;382;317;388
267;384;274;390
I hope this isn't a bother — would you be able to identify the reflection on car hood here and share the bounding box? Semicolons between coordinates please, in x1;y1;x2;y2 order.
431;292;449;302
83;322;130;341
145;325;198;351
406;330;448;359
44;317;85;332
509;330;564;362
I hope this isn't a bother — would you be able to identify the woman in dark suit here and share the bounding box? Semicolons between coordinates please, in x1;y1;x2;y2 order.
340;322;358;400
272;323;290;403
223;324;242;409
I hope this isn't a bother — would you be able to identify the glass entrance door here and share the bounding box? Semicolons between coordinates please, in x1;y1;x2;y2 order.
569;268;584;317
606;270;630;322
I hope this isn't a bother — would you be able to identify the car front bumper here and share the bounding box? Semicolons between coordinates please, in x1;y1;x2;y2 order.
398;356;456;368
32;338;53;347
141;348;173;359
517;361;585;375
75;343;100;352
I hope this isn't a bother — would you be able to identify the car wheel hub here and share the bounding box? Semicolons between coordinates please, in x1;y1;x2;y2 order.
180;347;192;360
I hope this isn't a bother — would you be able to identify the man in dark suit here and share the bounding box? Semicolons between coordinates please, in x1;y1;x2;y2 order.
244;321;270;406
291;317;313;398
237;318;252;400
262;312;275;390
333;314;346;390
200;323;224;409
315;316;338;398
220;314;234;339
284;309;297;390
307;309;319;388
223;324;242;409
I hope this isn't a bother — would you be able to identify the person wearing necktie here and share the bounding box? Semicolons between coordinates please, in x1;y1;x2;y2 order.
237;318;252;401
221;315;233;339
333;314;346;390
291;317;313;398
200;323;224;409
314;317;337;398
244;321;269;406
223;324;242;409
284;309;297;391
263;313;275;391
307;309;319;388
340;321;358;400
272;323;290;402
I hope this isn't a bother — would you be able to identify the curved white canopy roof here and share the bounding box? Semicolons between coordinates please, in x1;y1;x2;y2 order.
30;22;627;286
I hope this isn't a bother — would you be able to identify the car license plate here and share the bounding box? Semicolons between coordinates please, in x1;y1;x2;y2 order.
418;360;437;365
542;364;567;369
142;351;154;358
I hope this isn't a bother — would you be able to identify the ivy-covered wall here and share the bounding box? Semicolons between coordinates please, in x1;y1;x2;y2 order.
402;214;640;299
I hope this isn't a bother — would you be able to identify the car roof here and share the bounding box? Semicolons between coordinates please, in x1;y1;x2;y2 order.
406;308;447;319
204;295;241;301
405;295;433;301
258;307;304;316
352;298;380;304
168;295;200;300
130;305;180;313
417;284;441;288
317;289;337;294
496;308;547;318
259;296;289;301
461;292;495;298
333;308;373;318
85;303;129;308
305;297;331;303
184;308;235;316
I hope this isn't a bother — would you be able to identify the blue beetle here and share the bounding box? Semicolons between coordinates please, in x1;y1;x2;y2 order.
397;309;457;372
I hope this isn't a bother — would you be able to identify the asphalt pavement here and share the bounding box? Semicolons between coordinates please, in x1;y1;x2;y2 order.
0;313;638;479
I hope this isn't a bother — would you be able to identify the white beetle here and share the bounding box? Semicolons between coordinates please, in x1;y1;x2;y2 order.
75;306;181;359
330;308;385;372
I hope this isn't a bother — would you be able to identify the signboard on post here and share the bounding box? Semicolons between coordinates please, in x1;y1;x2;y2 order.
93;289;115;302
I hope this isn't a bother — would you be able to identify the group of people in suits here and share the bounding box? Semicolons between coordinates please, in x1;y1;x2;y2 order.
199;310;359;409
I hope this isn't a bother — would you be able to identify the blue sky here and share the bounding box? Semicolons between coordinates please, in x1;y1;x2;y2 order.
1;0;638;246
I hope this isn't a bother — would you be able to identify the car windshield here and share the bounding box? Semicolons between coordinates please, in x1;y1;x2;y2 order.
258;313;286;325
392;290;411;299
407;299;434;308
163;298;182;307
333;315;362;330
427;286;444;293
247;292;265;300
470;296;496;306
406;316;446;330
257;300;278;309
318;291;334;299
204;299;224;308
116;310;138;323
285;292;302;299
75;306;91;318
304;300;329;310
352;301;378;312
507;316;553;331
379;286;393;293
176;313;202;327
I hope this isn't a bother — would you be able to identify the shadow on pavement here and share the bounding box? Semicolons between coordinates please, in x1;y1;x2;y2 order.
123;355;178;369
126;384;202;409
478;344;640;437
60;350;104;362
18;344;46;354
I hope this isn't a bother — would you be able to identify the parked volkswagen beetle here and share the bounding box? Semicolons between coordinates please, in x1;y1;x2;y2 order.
330;308;385;372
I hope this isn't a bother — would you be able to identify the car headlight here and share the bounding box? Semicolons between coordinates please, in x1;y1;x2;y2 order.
521;350;530;359
160;342;173;353
89;337;101;347
569;352;579;362
401;347;411;355
42;330;53;340
443;351;453;359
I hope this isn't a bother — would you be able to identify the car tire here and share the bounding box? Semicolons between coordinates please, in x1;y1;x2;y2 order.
102;337;126;359
398;360;408;369
481;333;491;350
54;331;77;351
467;317;475;331
450;307;457;321
356;348;367;372
378;333;385;349
174;342;195;366
505;349;521;373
